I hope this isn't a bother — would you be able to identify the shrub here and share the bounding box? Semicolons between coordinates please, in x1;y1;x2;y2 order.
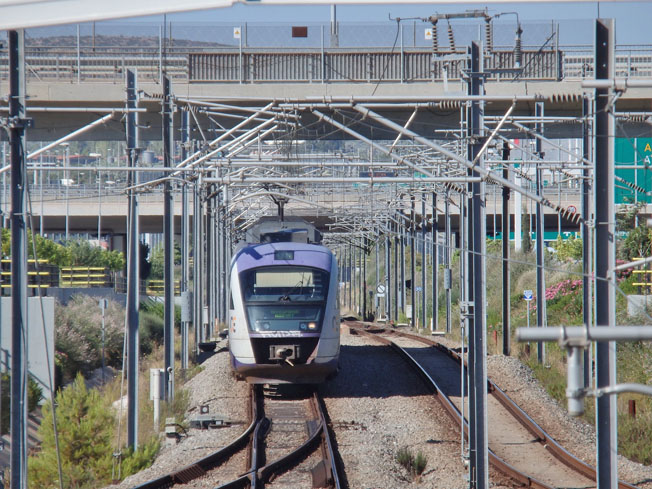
139;311;164;356
120;438;161;477
1;374;42;434
55;295;125;384
550;236;583;262
619;410;652;465
28;374;115;489
396;446;427;480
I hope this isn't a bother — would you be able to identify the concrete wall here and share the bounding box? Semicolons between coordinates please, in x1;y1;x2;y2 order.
0;297;55;399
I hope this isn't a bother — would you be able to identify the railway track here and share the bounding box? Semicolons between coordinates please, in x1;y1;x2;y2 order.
346;322;639;489
133;385;341;489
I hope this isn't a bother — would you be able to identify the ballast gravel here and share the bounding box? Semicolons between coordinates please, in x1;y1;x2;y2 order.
108;329;652;489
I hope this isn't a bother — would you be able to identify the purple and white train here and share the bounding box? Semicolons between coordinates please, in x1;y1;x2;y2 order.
228;220;340;384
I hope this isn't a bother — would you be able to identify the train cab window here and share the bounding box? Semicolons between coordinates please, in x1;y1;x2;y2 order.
241;266;329;332
242;266;328;302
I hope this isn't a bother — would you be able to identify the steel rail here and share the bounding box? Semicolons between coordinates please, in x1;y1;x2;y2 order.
218;389;342;489
131;385;259;489
347;323;639;489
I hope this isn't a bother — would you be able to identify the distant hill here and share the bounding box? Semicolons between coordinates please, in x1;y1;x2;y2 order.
25;35;230;49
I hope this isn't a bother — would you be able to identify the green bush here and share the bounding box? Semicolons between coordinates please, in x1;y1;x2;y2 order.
139;311;164;356
120;438;161;477
55;295;125;383
619;410;652;465
396;446;427;480
1;374;42;434
28;374;114;489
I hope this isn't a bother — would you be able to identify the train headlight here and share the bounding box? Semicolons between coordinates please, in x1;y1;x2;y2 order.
308;322;317;330
300;322;308;330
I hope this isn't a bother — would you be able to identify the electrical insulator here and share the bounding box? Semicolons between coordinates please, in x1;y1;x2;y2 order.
447;22;456;53
484;19;493;53
514;26;523;68
431;21;439;54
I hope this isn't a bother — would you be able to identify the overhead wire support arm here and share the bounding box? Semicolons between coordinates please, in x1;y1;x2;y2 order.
352;104;584;224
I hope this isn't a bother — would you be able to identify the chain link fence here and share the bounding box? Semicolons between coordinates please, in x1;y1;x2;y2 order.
0;19;648;82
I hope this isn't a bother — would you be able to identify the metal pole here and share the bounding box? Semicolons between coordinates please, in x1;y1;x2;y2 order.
348;243;352;312
125;69;140;449
221;188;229;325
410;196;416;329
468;41;488;489
205;182;213;339
431;191;438;332
502;141;511;355
582;95;592;387
354;242;359;314
594;18;617;489
375;237;379;315
162;76;174;401
216;191;223;325
445;189;452;333
76;24;81;84
362;241;367;320
97;169;102;240
180;111;190;371
400;222;406;315
385;234;391;321
193;176;202;350
535;102;546;364
9;29;28;489
421;194;427;331
393;222;399;322
39;152;43;236
64;144;69;241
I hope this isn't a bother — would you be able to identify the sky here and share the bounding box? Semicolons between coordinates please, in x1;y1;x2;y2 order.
140;1;650;44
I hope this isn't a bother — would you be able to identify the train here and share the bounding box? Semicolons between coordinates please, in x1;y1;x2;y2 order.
228;218;340;384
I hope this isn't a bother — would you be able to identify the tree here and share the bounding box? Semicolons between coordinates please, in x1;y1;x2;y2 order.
1;374;42;434
28;374;114;489
140;241;152;280
55;295;125;384
149;242;181;280
521;207;532;254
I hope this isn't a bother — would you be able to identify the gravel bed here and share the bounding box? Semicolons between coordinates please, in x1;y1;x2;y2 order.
486;353;652;489
107;344;249;489
321;326;490;489
436;331;652;489
107;327;652;489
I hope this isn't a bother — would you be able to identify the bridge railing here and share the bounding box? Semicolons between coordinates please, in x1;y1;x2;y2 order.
1;43;651;84
3;46;651;84
188;48;561;83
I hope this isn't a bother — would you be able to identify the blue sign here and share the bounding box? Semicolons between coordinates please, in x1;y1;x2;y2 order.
523;290;533;301
416;286;423;292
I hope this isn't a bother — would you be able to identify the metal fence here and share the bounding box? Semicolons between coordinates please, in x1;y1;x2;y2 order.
0;21;648;83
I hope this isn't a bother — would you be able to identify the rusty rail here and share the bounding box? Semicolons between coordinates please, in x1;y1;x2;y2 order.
216;387;342;489
132;385;258;489
347;323;639;489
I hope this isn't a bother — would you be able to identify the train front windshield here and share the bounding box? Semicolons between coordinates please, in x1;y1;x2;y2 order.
241;266;329;332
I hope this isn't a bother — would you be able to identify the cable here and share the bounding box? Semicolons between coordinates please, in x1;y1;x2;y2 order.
371;19;401;96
